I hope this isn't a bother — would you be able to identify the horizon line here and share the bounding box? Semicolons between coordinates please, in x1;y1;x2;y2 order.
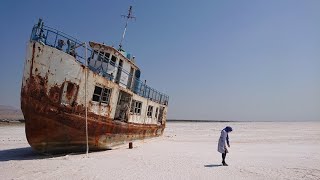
166;119;320;122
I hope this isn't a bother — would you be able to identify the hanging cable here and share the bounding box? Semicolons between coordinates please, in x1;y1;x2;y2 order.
85;42;89;156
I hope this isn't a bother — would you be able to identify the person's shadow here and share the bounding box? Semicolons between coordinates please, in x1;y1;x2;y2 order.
204;164;223;168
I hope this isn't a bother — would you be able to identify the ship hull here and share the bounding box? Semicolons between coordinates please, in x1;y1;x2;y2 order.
21;41;166;153
22;96;164;153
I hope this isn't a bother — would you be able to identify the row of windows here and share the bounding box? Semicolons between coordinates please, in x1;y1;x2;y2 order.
92;86;162;118
130;101;160;118
92;50;116;65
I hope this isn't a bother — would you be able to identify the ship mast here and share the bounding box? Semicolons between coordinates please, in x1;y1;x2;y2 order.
119;6;136;50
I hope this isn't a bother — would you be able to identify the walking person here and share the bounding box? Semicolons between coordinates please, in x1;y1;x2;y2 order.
218;126;233;166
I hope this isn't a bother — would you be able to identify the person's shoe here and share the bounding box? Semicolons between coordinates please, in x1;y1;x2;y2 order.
222;162;228;166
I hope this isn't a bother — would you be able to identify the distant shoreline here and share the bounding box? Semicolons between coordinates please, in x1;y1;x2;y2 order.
0;119;25;123
166;119;320;122
0;119;318;125
167;119;234;123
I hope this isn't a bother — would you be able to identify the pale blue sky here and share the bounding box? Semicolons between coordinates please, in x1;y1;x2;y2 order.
0;0;319;121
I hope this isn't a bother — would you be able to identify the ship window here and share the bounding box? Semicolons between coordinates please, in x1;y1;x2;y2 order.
103;56;109;63
147;105;153;117
101;88;112;104
103;53;110;63
105;52;110;59
97;52;104;62
119;60;123;67
92;51;98;60
155;107;158;118
92;86;102;102
111;55;117;65
92;86;112;104
130;100;142;115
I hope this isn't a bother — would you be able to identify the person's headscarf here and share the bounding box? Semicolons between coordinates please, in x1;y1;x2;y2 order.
224;126;233;146
224;126;233;133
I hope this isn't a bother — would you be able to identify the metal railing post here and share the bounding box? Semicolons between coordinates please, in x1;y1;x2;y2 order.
53;31;59;48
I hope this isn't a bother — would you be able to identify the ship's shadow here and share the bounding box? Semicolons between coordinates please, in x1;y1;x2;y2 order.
0;147;46;161
0;147;95;161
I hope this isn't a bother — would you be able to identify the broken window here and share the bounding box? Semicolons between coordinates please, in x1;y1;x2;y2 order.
105;52;110;60
91;50;98;60
147;105;153;117
101;88;112;104
155;107;158;118
130;100;142;115
97;52;104;62
111;55;117;65
103;52;110;63
92;86;112;104
92;86;102;102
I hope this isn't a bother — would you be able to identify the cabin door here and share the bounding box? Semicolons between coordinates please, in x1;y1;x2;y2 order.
114;91;132;121
115;60;123;84
133;69;140;93
158;107;165;124
127;67;134;89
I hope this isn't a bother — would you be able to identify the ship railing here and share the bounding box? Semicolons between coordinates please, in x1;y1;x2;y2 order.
30;23;88;65
30;21;169;105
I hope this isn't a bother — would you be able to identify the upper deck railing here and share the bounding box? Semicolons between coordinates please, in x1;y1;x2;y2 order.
30;20;169;106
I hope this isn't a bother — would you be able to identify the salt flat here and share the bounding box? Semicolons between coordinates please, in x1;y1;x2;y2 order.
0;122;319;180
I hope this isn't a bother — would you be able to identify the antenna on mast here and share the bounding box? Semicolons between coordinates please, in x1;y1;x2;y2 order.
119;6;136;50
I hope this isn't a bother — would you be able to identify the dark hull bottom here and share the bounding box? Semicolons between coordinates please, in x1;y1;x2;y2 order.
22;99;165;154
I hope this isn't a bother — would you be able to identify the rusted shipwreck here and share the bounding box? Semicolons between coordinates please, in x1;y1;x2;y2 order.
21;15;169;153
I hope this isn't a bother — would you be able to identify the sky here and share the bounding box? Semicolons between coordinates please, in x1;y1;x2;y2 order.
0;0;319;121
